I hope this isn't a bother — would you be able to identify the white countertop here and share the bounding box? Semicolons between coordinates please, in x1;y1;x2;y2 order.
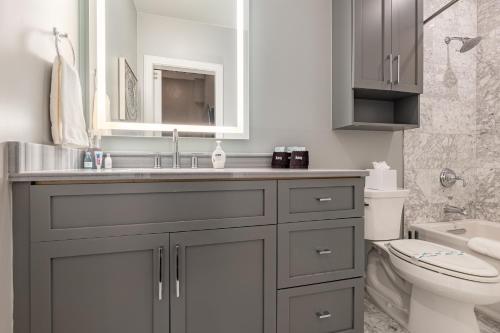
10;168;369;182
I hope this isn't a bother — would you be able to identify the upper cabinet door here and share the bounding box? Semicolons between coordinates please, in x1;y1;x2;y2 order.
170;226;276;333
391;0;423;93
353;0;392;91
31;234;170;333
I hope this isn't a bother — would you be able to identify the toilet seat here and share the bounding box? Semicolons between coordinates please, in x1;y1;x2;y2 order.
387;240;500;283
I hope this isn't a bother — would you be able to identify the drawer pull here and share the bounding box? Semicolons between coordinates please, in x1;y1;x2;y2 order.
317;197;333;202
364;202;370;207
316;311;332;319
316;249;333;255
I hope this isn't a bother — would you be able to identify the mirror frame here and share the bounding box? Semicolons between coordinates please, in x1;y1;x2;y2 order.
94;0;249;138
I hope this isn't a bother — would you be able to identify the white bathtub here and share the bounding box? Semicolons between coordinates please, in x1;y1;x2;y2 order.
412;220;500;322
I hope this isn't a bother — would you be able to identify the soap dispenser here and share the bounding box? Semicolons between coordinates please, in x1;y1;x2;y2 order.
212;141;226;169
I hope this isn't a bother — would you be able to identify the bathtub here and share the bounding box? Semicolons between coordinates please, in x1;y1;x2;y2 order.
411;220;500;322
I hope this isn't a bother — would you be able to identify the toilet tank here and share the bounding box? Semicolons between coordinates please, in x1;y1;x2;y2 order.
364;189;409;241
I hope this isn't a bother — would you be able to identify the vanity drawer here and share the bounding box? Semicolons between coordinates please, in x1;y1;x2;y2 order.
277;219;364;288
277;278;364;333
278;179;364;223
30;181;276;241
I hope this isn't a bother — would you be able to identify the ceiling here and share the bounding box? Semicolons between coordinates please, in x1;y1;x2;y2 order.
133;0;237;28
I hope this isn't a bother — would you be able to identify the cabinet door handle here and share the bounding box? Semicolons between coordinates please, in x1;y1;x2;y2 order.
175;244;180;298
317;197;332;202
396;54;401;84
158;247;164;301
316;249;333;255
316;311;332;319
387;54;394;84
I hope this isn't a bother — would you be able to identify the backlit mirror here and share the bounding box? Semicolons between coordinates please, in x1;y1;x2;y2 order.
90;0;249;139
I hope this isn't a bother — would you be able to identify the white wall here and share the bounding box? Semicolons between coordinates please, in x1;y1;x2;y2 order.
0;0;79;331
104;0;403;177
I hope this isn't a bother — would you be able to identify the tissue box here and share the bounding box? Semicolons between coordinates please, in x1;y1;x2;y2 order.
365;169;397;190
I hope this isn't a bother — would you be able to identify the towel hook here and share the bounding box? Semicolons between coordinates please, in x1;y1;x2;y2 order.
53;27;76;66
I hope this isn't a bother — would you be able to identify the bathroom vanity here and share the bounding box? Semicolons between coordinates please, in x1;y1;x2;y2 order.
11;169;367;333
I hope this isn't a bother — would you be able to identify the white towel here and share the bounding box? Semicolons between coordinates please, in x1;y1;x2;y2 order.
50;56;89;148
467;237;500;260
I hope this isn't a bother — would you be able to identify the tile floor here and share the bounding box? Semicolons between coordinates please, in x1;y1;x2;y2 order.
364;297;500;333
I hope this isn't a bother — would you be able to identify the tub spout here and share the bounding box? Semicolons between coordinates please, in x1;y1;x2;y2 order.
444;204;468;216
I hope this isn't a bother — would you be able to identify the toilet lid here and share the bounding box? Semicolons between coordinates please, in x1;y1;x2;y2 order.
388;239;499;282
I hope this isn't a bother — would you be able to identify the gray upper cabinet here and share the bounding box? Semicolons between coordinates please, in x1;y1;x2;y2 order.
333;0;423;131
353;0;392;91
353;0;423;93
31;234;170;333
170;226;276;333
390;0;423;94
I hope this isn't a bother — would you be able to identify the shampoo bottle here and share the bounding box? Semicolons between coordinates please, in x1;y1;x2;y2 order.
211;141;226;169
104;153;113;169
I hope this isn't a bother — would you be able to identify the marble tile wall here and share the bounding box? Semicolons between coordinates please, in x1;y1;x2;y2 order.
404;0;500;226
404;0;478;225
475;0;500;221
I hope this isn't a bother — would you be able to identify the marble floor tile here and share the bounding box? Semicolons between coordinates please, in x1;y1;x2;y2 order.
364;297;500;333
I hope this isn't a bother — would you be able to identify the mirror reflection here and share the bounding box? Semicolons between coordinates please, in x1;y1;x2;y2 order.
97;0;249;138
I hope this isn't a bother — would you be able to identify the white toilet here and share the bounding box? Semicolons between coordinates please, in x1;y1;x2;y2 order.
365;189;500;333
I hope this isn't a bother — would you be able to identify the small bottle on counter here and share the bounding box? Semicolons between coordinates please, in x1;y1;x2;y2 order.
94;151;104;170
104;153;113;169
83;152;93;169
212;141;226;169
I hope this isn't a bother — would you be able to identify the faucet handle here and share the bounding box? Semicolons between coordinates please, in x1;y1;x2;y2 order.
456;175;467;187
440;168;466;188
154;153;162;169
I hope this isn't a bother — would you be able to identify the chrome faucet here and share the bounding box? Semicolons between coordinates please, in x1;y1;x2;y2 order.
444;204;468;216
172;129;180;168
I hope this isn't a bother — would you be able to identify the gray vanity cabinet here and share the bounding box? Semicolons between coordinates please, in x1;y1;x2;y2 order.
170;226;276;333
30;234;170;333
13;177;365;333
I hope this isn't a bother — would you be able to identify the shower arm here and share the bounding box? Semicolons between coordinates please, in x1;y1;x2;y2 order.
424;0;461;25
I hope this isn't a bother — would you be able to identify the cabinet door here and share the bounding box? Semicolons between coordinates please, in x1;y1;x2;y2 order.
170;226;276;333
31;234;170;333
391;0;423;93
353;0;392;90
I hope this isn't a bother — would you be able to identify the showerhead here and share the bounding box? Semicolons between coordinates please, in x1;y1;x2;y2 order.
445;36;482;53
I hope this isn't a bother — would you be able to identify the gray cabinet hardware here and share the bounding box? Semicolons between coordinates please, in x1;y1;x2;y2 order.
317;197;333;202
316;249;333;255
316;311;332;320
158;247;164;301
388;54;394;84
175;244;180;298
395;54;401;84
